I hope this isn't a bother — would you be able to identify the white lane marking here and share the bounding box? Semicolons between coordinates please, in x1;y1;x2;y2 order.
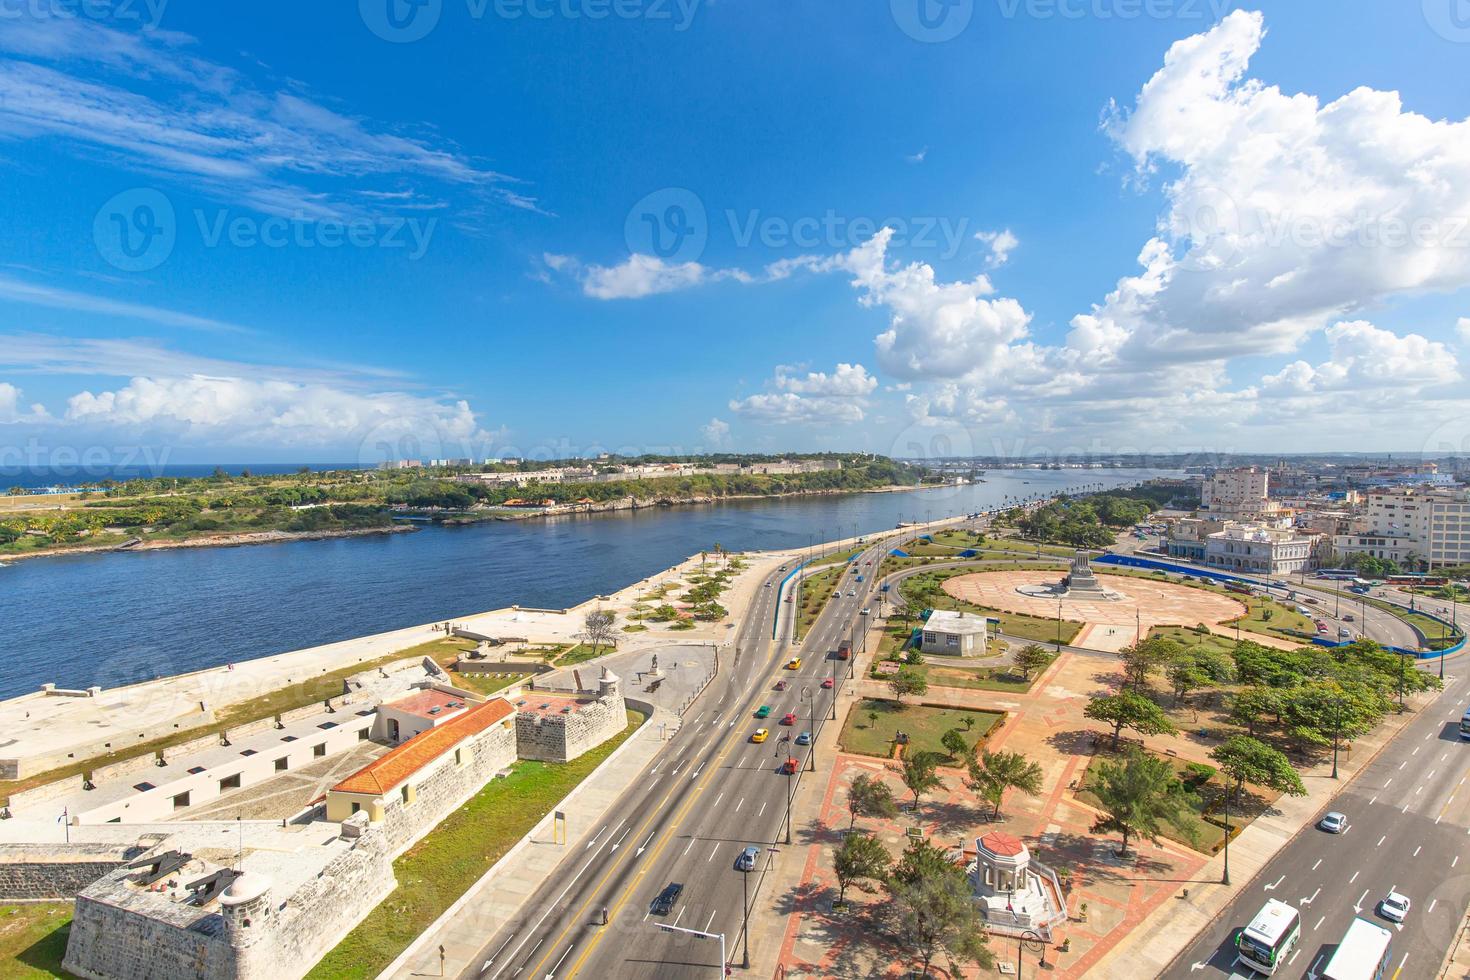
758;802;767;818
1455;856;1461;869
1400;761;1407;770
1313;915;1324;931
548;943;575;978
1428;770;1438;781
1385;777;1394;787
673;907;686;927
1413;746;1421;756
683;837;695;857
1299;887;1320;906
1415;846;1423;857
704;910;717;933
708;842;719;862
1370;795;1378;805
713;792;724;809
1350;871;1359;883
735;798;744;812
1430;899;1439;914
1311;859;1322;871
1377;835;1386;847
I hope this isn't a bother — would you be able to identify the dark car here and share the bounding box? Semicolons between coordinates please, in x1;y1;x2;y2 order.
651;882;684;915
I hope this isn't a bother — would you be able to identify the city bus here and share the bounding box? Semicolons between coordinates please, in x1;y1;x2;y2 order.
1234;899;1301;975
1386;574;1448;587
1318;568;1360;581
1320;917;1392;980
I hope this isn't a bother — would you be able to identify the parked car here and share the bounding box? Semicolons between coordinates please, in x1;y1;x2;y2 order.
781;712;796;725
750;728;769;743
735;846;760;872
651;882;684;916
1318;811;1347;834
1379;891;1411;923
821;678;835;689
796;731;813;745
755;705;772;718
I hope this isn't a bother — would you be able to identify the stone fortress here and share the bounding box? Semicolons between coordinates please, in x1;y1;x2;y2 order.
0;657;627;980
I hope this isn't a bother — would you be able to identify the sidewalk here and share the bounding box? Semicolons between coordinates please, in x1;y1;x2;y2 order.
1089;686;1438;979
381;705;679;979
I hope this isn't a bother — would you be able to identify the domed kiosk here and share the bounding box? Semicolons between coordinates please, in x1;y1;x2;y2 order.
966;831;1067;939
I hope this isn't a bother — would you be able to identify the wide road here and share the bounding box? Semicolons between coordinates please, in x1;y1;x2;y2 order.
1161;655;1470;980
464;543;885;980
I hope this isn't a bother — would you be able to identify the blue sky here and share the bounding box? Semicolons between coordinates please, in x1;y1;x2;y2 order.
1;0;1468;466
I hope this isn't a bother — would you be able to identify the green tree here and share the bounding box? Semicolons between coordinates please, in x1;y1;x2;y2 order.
1210;736;1306;802
832;832;891;905
887;838;993;978
1085;748;1199;856
967;749;1044;820
1120;636;1182;691
940;728;969;762
889;666;929;704
846;772;899;830
578;609;616;653
1014;644;1053;681
1227;687;1281;737
1084;691;1177;750
898;750;945;813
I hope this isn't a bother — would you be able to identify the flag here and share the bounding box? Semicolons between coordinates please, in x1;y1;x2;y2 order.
57;807;67;824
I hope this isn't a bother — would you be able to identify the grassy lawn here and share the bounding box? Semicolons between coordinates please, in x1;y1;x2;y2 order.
307;709;646;979
895;567;1083;645
914;655;1049;694
0;639;469;804
450;671;530;696
554;643;611;667
796;565;846;638
838;698;1004;762
0;904;75;979
1148;626;1240;658
1220;594;1314;637
809;546;865;568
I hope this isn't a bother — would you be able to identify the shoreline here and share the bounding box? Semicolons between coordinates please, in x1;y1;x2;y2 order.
0;524;418;564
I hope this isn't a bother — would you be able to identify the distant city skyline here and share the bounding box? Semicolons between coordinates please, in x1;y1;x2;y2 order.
1;3;1467;462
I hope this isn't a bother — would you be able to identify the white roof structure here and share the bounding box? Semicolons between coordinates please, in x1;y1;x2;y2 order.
923;610;989;636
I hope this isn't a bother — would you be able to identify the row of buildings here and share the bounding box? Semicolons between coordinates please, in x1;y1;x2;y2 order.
1165;465;1470;573
452;457;845;488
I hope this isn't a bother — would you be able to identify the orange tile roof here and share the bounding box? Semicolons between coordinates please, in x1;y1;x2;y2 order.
332;698;515;797
384;689;468;720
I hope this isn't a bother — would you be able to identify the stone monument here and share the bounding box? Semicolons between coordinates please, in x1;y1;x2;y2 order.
1017;549;1123;601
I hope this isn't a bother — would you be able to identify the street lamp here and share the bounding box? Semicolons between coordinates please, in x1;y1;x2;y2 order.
801;686;815;772
1330;695;1343;780
1018;929;1048;978
739;864;752;968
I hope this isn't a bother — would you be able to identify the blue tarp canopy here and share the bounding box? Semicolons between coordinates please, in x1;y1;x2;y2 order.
958;549;978;557
889;548;910;557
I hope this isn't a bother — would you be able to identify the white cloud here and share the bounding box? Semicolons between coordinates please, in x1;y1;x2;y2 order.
837;229;1032;381
1458;317;1470;346
0;18;536;220
0;274;253;334
1262;320;1459;394
0;382;50;424
63;374;491;455
729;363;876;425
580;254;719;300
701;417;730;446
975;229;1019;268
905;147;928;164
1094;9;1470;367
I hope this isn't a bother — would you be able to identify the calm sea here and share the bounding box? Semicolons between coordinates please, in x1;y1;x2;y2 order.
0;468;1173;699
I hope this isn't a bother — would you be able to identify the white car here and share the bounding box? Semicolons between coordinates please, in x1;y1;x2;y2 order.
1380;891;1411;923
1317;811;1347;834
847;589;856;597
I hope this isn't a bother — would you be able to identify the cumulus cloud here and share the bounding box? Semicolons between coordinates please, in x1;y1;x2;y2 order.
580;254;722;300
0;382;50;424
1262;320;1459;394
729;363;876;425
974;229;1018;268
1458;317;1470;346
701;417;730;446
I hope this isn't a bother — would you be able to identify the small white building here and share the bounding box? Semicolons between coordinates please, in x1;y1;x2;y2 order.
967;831;1066;939
920;610;988;657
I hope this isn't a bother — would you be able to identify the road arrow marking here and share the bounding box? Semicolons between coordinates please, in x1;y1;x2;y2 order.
1354;888;1369;914
636;833;655;857
1300;887;1320;906
1264;875;1285;891
1189;963;1205;973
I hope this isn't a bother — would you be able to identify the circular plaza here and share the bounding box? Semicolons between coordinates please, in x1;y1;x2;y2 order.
942;570;1246;650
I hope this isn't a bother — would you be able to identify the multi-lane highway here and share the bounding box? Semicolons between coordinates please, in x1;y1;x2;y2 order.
463;543;884;980
1162;653;1470;980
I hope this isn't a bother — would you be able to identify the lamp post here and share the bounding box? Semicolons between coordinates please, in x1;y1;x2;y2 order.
1330;695;1343;780
802;686;815;772
739;865;751;968
1055;597;1063;652
1019;929;1048;978
778;734;794;845
1221;786;1233;885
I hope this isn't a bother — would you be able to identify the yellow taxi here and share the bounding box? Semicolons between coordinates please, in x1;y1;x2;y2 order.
786;657;802;670
750;728;769;743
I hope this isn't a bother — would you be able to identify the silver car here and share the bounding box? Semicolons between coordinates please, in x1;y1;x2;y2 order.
1318;811;1347;834
734;845;760;871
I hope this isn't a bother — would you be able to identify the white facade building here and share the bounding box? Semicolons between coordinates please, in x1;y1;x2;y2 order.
1204;524;1315;576
920;610;989;657
1348;487;1470;568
